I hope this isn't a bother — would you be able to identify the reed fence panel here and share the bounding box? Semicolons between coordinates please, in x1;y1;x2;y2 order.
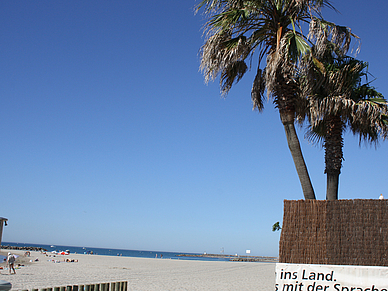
279;200;388;266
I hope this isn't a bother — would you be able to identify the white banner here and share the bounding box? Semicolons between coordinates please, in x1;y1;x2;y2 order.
275;263;388;291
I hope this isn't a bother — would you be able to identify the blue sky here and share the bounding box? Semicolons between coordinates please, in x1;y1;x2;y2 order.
0;1;387;257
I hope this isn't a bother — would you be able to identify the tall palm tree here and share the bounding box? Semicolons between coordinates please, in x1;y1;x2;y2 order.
196;0;345;200
305;56;388;200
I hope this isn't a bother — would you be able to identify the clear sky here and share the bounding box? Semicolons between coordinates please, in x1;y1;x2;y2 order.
0;1;387;257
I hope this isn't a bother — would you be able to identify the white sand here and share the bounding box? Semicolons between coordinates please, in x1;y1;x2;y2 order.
0;250;275;291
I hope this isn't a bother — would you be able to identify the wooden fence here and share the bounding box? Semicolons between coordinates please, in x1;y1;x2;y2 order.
279;199;388;266
17;281;127;291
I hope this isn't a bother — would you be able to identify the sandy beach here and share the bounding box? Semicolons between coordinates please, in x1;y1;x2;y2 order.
0;250;276;290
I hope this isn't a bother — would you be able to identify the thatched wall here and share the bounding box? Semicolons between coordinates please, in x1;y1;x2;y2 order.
279;199;388;266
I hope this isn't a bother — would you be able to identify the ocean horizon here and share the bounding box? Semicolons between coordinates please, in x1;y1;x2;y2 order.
1;242;232;262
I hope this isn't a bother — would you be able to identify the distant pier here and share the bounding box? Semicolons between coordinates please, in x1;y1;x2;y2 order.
177;253;278;262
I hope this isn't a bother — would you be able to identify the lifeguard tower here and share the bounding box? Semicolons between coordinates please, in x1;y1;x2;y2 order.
0;217;8;248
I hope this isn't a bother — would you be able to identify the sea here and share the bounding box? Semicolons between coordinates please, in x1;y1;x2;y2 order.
1;242;231;262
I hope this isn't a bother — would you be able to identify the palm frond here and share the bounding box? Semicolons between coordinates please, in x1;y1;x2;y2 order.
285;30;311;63
308;18;359;59
220;60;248;95
200;31;251;85
251;67;265;111
305;121;325;146
198;0;334;100
306;51;388;147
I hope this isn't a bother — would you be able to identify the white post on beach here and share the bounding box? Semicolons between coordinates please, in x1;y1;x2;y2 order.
0;217;8;248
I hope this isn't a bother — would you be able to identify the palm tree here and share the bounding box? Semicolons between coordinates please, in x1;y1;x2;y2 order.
196;0;346;200
305;56;388;200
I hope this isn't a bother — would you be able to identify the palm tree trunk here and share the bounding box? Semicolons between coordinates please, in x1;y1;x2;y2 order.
280;111;316;200
326;174;339;200
324;115;343;200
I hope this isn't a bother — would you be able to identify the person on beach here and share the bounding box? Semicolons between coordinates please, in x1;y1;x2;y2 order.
7;252;16;274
